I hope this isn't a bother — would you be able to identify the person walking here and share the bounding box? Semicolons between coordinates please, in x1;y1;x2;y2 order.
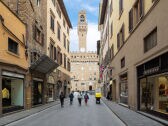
69;92;74;105
84;92;89;105
59;91;65;107
77;91;82;106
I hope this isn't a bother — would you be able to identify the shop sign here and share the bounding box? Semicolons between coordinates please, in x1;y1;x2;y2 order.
144;66;160;75
2;71;24;79
33;78;43;82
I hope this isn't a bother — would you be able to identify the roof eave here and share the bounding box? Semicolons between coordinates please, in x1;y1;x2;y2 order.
99;0;108;25
58;0;72;29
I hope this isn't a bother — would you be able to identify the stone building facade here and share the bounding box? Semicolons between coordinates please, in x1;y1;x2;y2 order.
98;0;168;119
71;10;99;92
45;0;72;99
71;52;99;91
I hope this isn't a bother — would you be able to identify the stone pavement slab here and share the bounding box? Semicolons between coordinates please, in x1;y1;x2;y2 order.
102;98;168;126
0;100;62;126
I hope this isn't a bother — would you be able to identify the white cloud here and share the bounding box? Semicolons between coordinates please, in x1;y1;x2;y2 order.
81;4;98;13
70;27;78;52
70;22;100;52
87;22;100;51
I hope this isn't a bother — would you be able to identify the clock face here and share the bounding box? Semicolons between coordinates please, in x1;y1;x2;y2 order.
80;15;85;22
79;29;86;32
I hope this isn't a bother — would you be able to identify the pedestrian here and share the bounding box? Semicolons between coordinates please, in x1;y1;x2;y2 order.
84;92;89;105
77;91;83;106
69;92;74;105
106;91;110;100
59;91;65;107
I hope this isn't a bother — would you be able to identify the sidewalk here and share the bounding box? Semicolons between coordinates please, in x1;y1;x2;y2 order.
102;98;168;126
0;100;62;126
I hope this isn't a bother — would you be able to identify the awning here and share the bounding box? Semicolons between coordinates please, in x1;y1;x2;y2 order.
29;55;59;74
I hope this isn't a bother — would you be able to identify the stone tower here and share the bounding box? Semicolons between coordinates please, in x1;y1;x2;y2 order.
78;10;88;52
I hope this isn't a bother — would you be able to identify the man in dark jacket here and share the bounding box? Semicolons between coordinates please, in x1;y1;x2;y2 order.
69;92;74;105
59;91;65;107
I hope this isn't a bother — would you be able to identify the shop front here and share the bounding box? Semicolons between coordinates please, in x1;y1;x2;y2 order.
47;84;54;102
112;80;116;102
119;73;128;105
33;79;43;106
29;55;59;107
47;76;55;102
56;80;62;98
137;52;168;119
1;71;24;114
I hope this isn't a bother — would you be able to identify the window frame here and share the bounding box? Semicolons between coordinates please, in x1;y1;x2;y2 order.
50;14;55;32
63;33;66;49
144;27;157;53
119;0;123;18
67;40;70;53
121;57;125;68
117;24;125;50
8;38;19;55
36;0;40;7
50;42;54;59
34;25;44;46
56;3;61;18
63;19;66;28
129;8;133;32
64;54;66;69
57;23;61;41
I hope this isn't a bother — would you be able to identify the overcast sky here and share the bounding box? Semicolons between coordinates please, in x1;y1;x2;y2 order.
63;0;100;52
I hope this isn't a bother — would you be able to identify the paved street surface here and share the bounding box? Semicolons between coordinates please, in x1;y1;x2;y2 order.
102;98;167;126
6;95;125;126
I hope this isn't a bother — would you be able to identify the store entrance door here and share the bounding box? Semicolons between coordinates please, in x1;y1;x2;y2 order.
33;81;43;105
89;86;92;91
112;80;116;101
47;84;54;102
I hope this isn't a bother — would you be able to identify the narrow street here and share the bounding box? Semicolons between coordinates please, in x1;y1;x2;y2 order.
0;0;168;125
6;95;125;126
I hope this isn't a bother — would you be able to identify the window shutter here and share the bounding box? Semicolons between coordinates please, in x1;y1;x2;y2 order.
117;34;120;49
129;8;133;32
139;0;144;18
54;47;57;60
33;25;36;40
41;33;44;46
60;53;62;65
122;25;124;44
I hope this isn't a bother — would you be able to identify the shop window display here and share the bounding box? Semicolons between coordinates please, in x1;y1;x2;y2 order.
120;73;128;105
47;84;54;102
140;75;168;114
2;78;24;113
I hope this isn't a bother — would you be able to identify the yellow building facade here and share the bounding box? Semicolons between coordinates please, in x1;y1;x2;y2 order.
0;1;27;116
